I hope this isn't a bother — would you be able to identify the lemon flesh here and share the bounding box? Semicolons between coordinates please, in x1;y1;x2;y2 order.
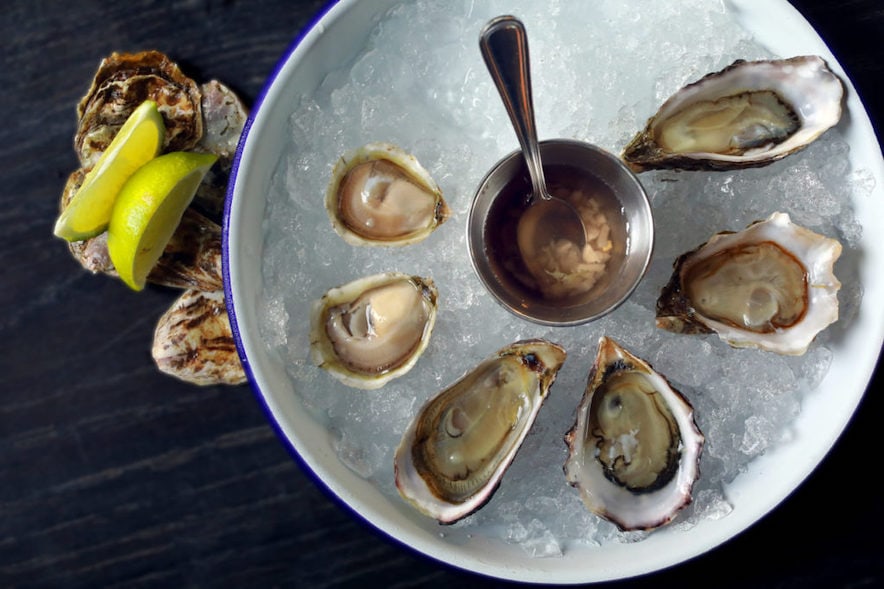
54;100;165;241
107;152;218;291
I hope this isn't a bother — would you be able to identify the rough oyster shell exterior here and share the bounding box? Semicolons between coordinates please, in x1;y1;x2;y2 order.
60;167;222;292
75;51;204;168
60;51;249;387
152;289;246;386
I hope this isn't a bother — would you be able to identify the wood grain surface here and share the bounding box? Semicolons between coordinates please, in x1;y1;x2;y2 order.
2;1;882;587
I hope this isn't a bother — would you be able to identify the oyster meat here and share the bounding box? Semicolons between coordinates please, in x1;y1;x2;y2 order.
325;143;450;246
309;272;438;389
395;339;567;523
622;56;844;172
656;212;842;355
564;337;704;531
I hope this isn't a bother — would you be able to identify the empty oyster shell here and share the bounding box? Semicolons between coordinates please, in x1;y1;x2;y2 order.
564;337;703;531
622;56;844;172
656;212;842;355
325;143;450;246
309;272;439;389
395;339;567;523
152;289;246;386
75;50;203;168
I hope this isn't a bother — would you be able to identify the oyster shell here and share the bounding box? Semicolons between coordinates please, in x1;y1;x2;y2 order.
76;51;203;168
60;168;222;291
149;208;223;292
59;50;247;389
195;80;248;161
61;169;114;274
564;337;703;531
152;289;246;386
325;143;450;246
656;212;842;355
395;339;567;523
191;80;249;221
309;272;438;389
622;56;844;172
62;54;243;292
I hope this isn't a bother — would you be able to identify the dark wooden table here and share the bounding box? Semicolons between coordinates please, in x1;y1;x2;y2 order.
3;1;882;587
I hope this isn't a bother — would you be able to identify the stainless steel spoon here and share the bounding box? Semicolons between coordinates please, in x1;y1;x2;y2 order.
479;16;587;266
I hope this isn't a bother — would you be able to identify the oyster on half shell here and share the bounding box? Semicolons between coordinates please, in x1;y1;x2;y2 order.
309;272;438;389
395;339;567;524
564;337;704;531
622;56;844;172
656;212;842;355
325;143;450;246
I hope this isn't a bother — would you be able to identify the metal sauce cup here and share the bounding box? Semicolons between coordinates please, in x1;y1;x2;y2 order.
467;139;654;326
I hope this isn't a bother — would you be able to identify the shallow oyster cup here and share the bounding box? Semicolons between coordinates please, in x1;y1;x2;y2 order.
468;139;653;326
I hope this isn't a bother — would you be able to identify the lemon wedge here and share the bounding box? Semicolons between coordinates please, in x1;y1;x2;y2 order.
107;151;217;291
54;100;165;241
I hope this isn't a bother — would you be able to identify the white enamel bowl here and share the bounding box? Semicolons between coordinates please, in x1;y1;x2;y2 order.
223;0;884;583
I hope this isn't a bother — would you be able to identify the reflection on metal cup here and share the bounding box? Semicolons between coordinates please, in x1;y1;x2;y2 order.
467;139;654;326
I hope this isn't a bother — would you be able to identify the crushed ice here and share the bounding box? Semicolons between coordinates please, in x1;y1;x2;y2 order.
257;0;868;555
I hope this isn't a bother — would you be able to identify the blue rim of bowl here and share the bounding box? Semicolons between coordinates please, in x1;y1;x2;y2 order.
218;0;884;583
222;3;337;395
220;0;361;538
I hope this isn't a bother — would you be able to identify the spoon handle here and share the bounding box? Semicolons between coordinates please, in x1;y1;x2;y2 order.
479;16;548;200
